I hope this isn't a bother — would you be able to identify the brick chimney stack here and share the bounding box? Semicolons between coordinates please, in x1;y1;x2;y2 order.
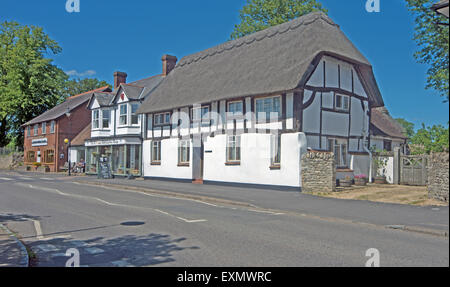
114;71;127;88
162;55;177;76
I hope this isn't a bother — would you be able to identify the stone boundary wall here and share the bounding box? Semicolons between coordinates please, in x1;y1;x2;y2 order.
301;150;336;193
428;152;449;203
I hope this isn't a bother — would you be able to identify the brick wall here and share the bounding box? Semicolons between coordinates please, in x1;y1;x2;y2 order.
428;152;449;203
301;151;336;193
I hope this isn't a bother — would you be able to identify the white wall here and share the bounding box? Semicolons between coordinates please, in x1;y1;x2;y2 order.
351;154;370;177
203;133;304;187
375;155;394;184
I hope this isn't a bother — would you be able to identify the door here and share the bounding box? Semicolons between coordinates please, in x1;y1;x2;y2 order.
192;136;204;181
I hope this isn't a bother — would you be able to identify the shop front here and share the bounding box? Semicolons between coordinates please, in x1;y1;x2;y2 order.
85;137;142;177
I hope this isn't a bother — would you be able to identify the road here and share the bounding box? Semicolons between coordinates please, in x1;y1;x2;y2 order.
0;171;448;267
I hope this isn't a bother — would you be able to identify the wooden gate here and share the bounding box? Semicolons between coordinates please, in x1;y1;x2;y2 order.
400;155;428;186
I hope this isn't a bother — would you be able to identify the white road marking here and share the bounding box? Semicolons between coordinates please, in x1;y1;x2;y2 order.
248;209;284;215
0;177;13;181
32;220;44;240
21;178;32;181
154;209;207;223
84;247;104;255
40;178;53;181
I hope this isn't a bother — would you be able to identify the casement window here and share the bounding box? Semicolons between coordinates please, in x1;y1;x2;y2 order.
27;151;36;162
335;94;350;111
42;123;46;135
154;112;171;125
26;126;31;137
92;110;100;129
151;141;161;163
227;101;243;116
192;106;210;122
119;104;128;126
34;124;39;136
50;121;55;134
178;140;190;165
255;96;281;121
102;110;110;129
383;140;392;152
271;134;281;167
131;104;139;125
44;150;54;163
226;135;241;163
328;138;348;168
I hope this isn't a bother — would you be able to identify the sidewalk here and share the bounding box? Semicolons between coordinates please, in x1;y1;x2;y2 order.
73;176;449;236
0;224;29;267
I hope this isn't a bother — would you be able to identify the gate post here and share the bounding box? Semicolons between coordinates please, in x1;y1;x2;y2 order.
393;147;401;185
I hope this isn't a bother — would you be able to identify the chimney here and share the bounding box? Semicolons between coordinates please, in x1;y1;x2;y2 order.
162;54;177;76
114;71;127;88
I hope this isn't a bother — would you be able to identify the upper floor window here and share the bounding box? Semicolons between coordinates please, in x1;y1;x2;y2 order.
50;121;55;134
131;104;139;125
92;110;100;129
42;122;46;135
34;124;39;136
154;112;171;126
255;96;281;122
227;101;243;117
26;126;31;137
335;94;350;111
192;106;209;122
119;104;128;126
102;110;110;129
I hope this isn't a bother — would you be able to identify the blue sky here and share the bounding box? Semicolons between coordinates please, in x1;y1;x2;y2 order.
1;0;448;129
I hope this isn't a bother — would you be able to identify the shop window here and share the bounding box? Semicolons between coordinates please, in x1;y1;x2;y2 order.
27;151;36;162
44;150;54;163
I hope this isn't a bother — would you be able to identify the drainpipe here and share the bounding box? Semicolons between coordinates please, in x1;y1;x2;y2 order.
362;108;372;183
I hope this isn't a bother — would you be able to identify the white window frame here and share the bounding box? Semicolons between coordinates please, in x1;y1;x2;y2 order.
92;110;100;129
131;103;139;126
227;101;243;117
328;138;348;168
151;140;161;163
154;112;171;126
27;126;31;137
102;109;111;129
335;94;350;112
34;124;39;136
42;122;46;135
178;139;190;165
255;95;281;122
191;106;210;123
119;104;128;126
226;135;241;163
270;134;281;167
50;121;55;134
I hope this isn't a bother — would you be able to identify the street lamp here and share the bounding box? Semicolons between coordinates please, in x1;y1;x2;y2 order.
64;138;71;176
65;107;72;177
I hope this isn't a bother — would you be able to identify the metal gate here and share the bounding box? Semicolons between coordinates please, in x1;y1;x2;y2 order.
400;155;428;186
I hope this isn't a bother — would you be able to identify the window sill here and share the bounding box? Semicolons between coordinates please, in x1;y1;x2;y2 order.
177;163;190;167
151;162;161;166
269;165;281;170
225;162;240;166
336;168;353;172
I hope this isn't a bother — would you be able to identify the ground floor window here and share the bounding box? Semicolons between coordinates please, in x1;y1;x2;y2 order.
328;138;348;168
178;140;190;165
271;134;281;167
86;144;141;176
151;141;161;163
86;147;98;173
27;151;36;162
383;140;392;152
226;135;241;163
44;150;55;163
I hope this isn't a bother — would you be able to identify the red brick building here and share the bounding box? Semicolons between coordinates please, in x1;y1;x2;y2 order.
23;86;111;172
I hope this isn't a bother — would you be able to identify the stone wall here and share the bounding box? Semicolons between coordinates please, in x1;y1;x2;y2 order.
0;153;23;170
301;151;336;193
428;152;449;203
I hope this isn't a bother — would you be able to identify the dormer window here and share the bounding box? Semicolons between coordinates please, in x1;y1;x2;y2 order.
131;104;139;125
102;110;110;129
119;104;128;126
93;110;100;129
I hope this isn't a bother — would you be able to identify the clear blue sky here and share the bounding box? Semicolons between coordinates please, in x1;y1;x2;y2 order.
1;0;448;129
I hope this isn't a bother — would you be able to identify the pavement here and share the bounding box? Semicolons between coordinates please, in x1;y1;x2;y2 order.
0;170;448;267
0;223;28;267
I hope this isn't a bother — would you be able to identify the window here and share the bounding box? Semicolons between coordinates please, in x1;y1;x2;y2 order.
226;135;241;163
34;125;39;136
383;140;392;152
42;123;46;135
228;101;243;116
102;110;110;129
93;110;100;129
255;96;281;121
131;104;139;125
154;112;171;125
178;140;190;165
335;94;350;111
151;141;161;163
119;104;128;126
27;126;31;137
192;106;210;122
44;150;54;163
50;121;55;134
271;134;281;167
328;138;348;168
27;151;36;162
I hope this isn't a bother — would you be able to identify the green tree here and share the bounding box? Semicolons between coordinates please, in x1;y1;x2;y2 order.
230;0;327;40
0;21;68;147
395;118;415;140
405;0;449;102
65;78;110;98
410;123;449;154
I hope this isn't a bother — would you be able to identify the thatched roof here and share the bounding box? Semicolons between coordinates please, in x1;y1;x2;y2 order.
370;107;407;140
138;12;383;114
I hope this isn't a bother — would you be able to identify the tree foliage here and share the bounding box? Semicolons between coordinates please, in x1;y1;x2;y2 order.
230;0;327;40
405;0;449;102
0;21;68;146
395;118;416;141
65;78;110;98
410;123;449;154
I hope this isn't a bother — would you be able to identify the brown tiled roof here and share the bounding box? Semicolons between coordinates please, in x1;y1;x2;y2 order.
70;123;91;146
370;107;407;139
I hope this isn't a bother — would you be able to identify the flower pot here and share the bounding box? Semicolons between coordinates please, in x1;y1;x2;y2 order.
44;166;51;173
354;178;367;186
339;179;352;187
374;176;386;184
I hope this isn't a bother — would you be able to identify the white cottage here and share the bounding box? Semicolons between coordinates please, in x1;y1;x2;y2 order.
137;12;385;188
84;72;164;176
